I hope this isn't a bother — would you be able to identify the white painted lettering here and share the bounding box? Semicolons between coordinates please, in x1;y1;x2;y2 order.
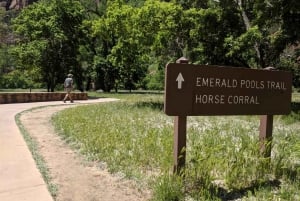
267;81;287;90
227;95;259;105
210;78;215;87
232;79;238;88
203;78;209;87
240;80;264;89
195;94;201;103
271;81;276;89
244;96;249;104
196;77;201;86
195;94;225;104
215;78;221;87
195;77;238;88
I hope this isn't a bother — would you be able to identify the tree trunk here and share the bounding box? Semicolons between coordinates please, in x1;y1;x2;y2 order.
237;0;264;68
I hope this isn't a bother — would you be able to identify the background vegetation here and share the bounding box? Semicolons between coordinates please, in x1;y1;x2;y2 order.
0;0;299;92
3;1;300;199
51;92;300;200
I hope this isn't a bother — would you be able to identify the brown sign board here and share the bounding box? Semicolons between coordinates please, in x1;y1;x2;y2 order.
164;63;292;116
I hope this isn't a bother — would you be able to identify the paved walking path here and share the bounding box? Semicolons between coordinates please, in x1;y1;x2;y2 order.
0;98;118;201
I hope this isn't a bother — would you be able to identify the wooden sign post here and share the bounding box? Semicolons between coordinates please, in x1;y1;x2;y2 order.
260;115;274;158
173;115;187;173
164;60;292;173
173;57;188;173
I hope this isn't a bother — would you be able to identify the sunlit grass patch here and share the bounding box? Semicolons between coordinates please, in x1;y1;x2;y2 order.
52;93;300;200
53;94;173;179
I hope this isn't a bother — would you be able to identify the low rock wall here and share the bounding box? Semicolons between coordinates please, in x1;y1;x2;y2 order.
0;92;88;104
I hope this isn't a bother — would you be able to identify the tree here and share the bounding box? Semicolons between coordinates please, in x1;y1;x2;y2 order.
0;8;16;84
91;1;150;92
223;0;300;68
135;0;187;89
12;0;86;91
172;0;299;71
89;4;119;92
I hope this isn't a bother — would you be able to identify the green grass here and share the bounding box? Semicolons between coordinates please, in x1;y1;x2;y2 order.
53;93;171;179
52;92;300;200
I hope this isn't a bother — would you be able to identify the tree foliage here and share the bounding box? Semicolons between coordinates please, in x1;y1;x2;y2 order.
1;0;299;90
0;8;16;82
223;0;300;68
11;0;86;91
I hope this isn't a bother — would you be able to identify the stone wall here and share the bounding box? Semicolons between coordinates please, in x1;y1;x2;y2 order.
0;92;88;104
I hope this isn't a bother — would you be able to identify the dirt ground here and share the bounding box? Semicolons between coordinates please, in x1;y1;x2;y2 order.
19;105;151;201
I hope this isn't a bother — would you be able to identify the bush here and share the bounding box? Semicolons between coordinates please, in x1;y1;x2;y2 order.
0;69;42;89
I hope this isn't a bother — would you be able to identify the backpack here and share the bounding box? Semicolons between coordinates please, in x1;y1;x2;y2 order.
64;78;72;88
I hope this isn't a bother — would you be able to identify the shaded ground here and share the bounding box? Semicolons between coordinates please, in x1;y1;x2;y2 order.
19;105;151;201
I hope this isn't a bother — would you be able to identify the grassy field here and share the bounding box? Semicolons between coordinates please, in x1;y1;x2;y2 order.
52;92;300;201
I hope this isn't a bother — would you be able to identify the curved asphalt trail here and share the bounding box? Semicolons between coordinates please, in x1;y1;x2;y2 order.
0;98;118;201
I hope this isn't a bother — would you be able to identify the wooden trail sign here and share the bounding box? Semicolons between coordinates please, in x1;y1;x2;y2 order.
164;63;292;116
164;60;292;173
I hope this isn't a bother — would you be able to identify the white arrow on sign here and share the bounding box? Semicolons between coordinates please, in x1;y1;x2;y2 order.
176;73;184;89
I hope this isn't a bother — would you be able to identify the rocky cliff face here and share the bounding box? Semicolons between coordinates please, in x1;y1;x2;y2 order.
0;0;37;10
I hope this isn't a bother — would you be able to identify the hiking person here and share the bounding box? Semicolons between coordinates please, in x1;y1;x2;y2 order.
63;74;74;103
